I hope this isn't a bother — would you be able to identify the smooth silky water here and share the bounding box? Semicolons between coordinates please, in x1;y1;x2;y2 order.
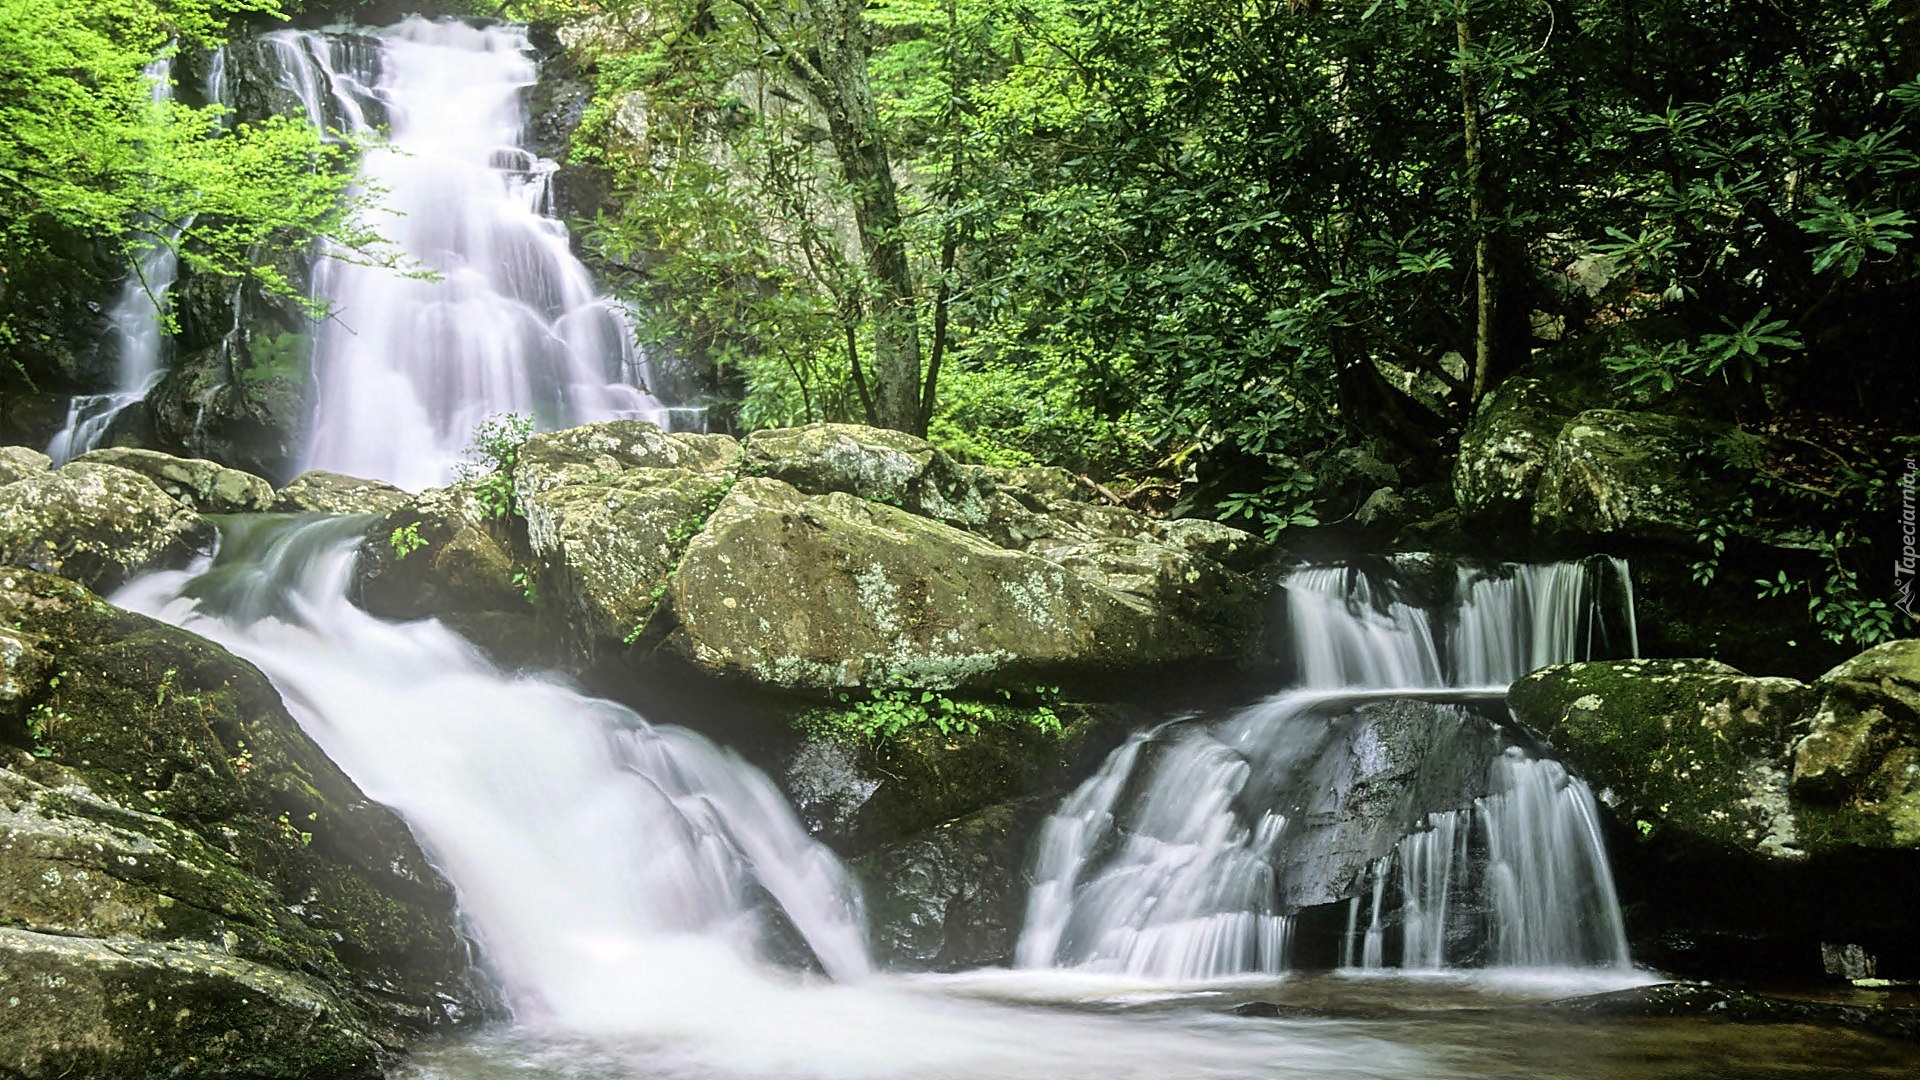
88;16;1918;1076
106;522;1920;1079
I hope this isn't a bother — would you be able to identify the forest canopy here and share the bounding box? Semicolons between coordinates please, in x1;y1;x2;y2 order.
0;0;382;350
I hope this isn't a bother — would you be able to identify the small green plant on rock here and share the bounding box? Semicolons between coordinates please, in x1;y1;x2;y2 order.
457;413;534;520
796;686;1064;745
389;522;427;560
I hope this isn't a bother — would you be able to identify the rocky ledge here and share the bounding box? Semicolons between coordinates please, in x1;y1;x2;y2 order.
359;420;1271;694
0;571;493;1078
1509;642;1920;980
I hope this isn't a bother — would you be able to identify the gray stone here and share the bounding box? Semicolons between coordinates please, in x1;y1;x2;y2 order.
0;446;52;486
0;463;210;590
73;446;274;513
273;470;410;515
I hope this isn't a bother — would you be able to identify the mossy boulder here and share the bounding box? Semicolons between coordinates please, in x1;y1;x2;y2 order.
1792;641;1920;845
666;476;1255;693
1509;659;1815;858
0;570;491;1074
0;929;383;1080
273;471;411;515
73;447;275;514
0;463;211;591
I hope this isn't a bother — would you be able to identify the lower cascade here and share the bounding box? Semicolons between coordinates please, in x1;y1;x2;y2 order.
1018;559;1636;977
118;517;874;1026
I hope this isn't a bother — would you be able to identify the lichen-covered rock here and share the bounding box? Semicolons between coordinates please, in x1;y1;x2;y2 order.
73;446;274;513
1509;659;1817;858
742;424;996;529
1453;374;1593;531
0;570;492;1071
667;477;1254;692
0;462;211;590
0;445;52;486
508;420;741;651
1792;640;1920;845
0;929;382;1080
1531;410;1737;545
273;471;412;515
514;419;740;499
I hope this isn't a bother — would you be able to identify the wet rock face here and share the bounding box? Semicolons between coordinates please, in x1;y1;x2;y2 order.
854;798;1051;971
0;461;212;591
1509;650;1920;980
0;570;493;1075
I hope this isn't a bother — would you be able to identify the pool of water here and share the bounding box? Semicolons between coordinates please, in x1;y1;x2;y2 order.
394;970;1920;1080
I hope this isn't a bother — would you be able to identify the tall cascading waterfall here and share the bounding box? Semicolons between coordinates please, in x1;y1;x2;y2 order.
112;520;1465;1079
1018;557;1636;979
46;56;184;463
116;516;872;1026
234;19;668;489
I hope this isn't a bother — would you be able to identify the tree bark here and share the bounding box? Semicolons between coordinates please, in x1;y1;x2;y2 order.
1457;2;1495;404
733;0;923;432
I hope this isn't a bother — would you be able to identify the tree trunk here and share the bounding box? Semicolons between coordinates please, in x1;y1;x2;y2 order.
1457;2;1495;404
733;0;923;432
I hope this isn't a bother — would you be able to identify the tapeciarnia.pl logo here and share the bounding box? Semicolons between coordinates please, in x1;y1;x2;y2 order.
1899;457;1917;622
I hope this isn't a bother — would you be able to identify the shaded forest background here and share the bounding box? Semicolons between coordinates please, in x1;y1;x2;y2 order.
2;0;1917;663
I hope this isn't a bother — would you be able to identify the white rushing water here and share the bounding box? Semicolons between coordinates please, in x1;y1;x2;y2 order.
118;518;871;1023
245;19;667;489
46;56;184;463
1018;558;1638;979
115;517;1468;1080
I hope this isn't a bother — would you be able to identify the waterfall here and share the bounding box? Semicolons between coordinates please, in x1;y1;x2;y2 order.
117;516;871;1024
227;19;667;490
46;56;183;464
1018;558;1637;978
113;518;1467;1078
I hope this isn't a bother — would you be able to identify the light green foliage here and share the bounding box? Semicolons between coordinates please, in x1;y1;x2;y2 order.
456;413;534;520
0;0;395;343
388;521;426;560
796;686;1063;744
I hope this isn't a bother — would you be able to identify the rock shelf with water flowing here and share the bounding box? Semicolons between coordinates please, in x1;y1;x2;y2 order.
1018;557;1639;978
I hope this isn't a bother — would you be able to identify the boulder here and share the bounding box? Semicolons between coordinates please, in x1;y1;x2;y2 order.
0;446;52;486
1509;659;1815;859
1453;372;1595;531
73;446;274;513
0;462;211;590
854;798;1051;971
0;929;381;1080
0;570;491;1073
1510;653;1920;980
742;424;996;529
1792;641;1920;845
274;470;411;515
1531;410;1737;546
511;421;741;650
666;476;1254;692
